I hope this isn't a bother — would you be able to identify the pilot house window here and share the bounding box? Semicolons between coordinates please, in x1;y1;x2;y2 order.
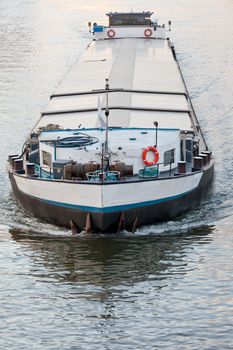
164;149;175;166
109;14;151;26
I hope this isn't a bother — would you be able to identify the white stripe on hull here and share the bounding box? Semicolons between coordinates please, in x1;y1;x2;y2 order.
14;176;102;207
13;172;203;209
102;173;202;207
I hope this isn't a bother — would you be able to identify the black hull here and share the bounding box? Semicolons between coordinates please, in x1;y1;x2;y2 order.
9;162;214;233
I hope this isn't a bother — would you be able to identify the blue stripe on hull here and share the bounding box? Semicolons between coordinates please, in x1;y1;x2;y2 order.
38;189;196;213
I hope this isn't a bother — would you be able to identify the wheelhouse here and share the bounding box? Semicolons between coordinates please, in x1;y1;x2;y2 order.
106;12;153;27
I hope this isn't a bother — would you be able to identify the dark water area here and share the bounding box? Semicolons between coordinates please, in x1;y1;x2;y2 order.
0;0;233;348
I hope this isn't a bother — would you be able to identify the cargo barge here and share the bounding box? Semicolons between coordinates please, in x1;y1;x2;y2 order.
7;11;214;233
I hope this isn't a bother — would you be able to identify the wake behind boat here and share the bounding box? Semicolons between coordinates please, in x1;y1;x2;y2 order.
7;11;214;233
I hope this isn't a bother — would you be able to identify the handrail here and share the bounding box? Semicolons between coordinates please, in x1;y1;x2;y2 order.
35;164;53;179
42;106;189;117
140;161;173;178
50;88;186;99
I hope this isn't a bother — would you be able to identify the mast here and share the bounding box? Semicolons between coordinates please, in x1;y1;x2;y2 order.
105;78;109;156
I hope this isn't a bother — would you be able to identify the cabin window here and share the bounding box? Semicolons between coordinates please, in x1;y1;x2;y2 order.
164;149;175;166
42;150;52;167
109;14;151;26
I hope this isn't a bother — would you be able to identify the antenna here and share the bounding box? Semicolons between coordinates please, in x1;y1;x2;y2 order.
153;121;158;147
105;78;110;156
168;20;171;31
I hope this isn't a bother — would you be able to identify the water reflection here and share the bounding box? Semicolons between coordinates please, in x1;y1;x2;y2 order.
11;227;213;290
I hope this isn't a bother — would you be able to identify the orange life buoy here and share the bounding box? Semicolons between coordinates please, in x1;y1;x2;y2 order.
144;28;152;37
107;29;116;38
142;146;159;166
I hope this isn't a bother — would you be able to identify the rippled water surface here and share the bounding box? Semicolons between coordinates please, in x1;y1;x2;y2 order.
0;0;233;348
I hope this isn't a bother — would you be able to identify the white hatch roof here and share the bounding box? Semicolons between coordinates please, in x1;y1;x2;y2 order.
55;39;185;94
35;38;193;132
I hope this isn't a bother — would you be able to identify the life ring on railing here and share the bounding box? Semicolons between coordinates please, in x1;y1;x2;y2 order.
144;28;153;37
107;29;116;38
142;146;159;166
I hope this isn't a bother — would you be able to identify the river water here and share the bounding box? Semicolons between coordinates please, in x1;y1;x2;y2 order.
0;0;233;349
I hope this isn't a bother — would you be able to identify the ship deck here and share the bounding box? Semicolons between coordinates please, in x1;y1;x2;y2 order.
34;38;195;134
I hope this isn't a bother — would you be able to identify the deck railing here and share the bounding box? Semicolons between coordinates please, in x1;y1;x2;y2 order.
139;162;173;179
33;162;174;182
35;164;54;179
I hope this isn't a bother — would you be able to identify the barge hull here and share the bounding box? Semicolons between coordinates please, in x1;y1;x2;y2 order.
9;162;214;232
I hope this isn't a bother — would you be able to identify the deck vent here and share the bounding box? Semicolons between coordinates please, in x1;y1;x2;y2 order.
193;157;203;169
26;163;35;176
199;153;208;166
178;161;186;174
201;151;211;163
8;154;19;167
14;159;25;174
